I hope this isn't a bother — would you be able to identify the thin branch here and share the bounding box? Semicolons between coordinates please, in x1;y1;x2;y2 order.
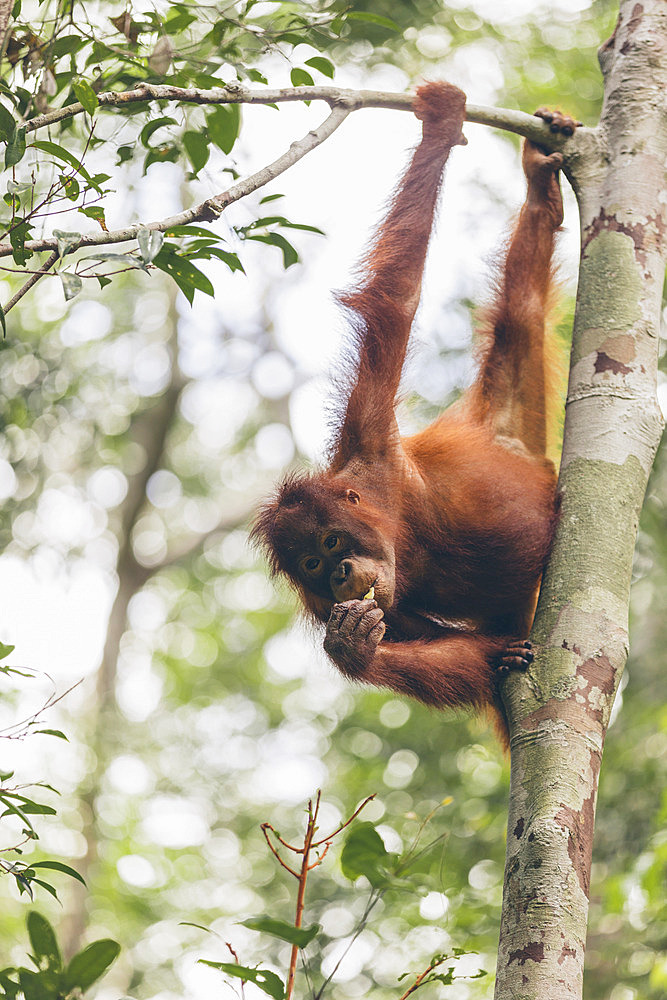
0;103;351;261
23;81;557;142
397;956;450;1000
225;942;246;1000
307;840;330;869
286;793;320;1000
311;793;375;848
3;250;58;314
260;821;300;854
313;888;385;999
0;88;578;276
260;824;300;877
0;677;81;737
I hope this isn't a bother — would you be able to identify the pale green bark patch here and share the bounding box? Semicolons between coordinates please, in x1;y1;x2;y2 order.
572;230;642;360
552;455;643;599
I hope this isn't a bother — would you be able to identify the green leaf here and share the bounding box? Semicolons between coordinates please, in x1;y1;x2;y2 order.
245;215;324;236
137;227;164;264
64;940;120;992
204;247;245;273
59;271;82;301
153;249;214;304
183;131;210;174
241;916;319;948
165;224;216;238
78;205;106;227
0;103;16;143
199;962;284;1000
245;232;299;269
0;642;15;659
31;140;87;177
0;302;5;338
246;68;268;85
29;879;59;900
139;116;178;147
346;11;399;29
50;35;84;59
143;143;179;172
52;230;81;258
60;174;80;201
290;67;314;87
18;969;50;1000
97;275;111;289
27;861;85;885
340;822;392;886
179;921;211;933
259;193;284;204
6;179;30;196
82;251;147;270
34;729;68;740
1;796;56;815
165;8;196;31
9;220;32;266
26;912;61;973
12;866;34;898
304;56;334;79
0;795;37;831
72;79;99;116
207;104;240;155
5;126;26;167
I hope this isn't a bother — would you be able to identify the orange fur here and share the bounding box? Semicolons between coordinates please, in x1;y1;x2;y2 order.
253;84;575;742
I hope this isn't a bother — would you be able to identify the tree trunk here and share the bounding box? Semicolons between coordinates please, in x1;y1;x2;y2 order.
495;3;666;998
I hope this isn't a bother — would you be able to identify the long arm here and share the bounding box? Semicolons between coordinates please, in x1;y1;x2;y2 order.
323;600;533;718
470;110;578;456
331;82;467;470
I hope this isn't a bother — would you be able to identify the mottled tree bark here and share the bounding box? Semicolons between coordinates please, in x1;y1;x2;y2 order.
495;3;666;998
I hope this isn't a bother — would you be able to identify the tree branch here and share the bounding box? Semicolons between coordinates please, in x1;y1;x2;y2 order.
0;87;580;279
24;81;573;142
0;103;352;262
2;251;59;314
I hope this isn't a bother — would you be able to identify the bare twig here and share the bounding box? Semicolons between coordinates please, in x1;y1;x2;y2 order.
286;792;320;1000
225;942;246;1000
397;956;451;1000
0;677;81;737
3;250;58;314
260;824;300;878
311;793;375;848
259;790;376;1000
260;822;300;855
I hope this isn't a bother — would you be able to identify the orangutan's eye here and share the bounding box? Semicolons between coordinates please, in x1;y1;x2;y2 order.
303;556;322;574
324;534;341;551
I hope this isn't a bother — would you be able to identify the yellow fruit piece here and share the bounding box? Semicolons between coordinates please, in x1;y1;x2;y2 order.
363;586;375;600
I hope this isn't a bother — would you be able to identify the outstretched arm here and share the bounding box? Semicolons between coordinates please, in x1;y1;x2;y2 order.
472;110;579;456
332;82;467;469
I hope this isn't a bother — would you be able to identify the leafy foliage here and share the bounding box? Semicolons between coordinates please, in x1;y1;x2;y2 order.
193;797;487;999
0;0;350;312
0;911;119;999
0;644;83;903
